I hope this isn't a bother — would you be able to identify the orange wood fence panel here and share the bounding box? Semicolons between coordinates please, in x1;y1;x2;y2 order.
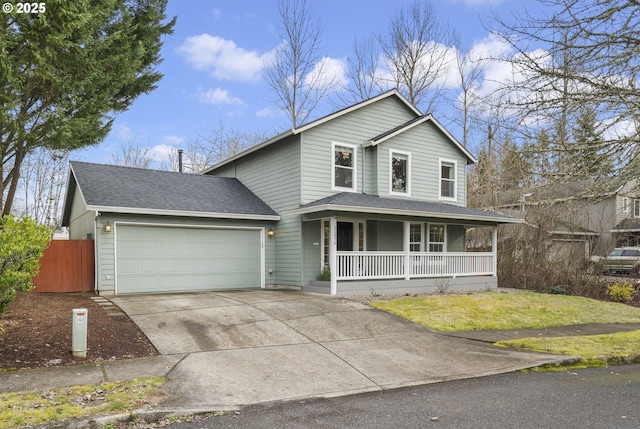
32;240;95;293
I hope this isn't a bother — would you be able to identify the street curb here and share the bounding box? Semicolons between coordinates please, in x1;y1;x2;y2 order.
34;407;238;429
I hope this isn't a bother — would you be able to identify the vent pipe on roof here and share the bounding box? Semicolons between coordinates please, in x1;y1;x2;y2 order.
178;149;183;173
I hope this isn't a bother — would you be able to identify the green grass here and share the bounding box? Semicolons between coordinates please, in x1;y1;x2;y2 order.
0;377;165;429
371;291;640;365
496;330;640;361
370;291;640;332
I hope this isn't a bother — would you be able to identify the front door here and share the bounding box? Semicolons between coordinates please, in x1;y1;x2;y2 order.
337;222;353;251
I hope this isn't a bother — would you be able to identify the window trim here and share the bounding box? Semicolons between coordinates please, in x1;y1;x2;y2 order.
623;197;630;213
409;222;423;252
427;223;447;253
389;149;411;196
439;158;457;201
331;141;357;192
634;199;640;218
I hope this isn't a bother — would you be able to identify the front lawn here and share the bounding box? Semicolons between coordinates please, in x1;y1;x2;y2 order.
370;291;640;365
370;291;640;332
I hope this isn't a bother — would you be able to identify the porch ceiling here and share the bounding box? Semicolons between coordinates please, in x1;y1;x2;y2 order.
288;192;522;225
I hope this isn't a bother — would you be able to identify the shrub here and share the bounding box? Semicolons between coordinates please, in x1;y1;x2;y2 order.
0;215;51;315
317;266;331;281
607;281;636;303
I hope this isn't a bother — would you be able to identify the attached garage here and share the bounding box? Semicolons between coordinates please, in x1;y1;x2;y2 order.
116;224;263;294
62;162;280;295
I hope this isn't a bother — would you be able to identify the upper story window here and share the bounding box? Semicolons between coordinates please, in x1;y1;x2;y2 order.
390;150;411;195
635;199;640;218
332;142;357;191
623;197;630;213
439;158;457;200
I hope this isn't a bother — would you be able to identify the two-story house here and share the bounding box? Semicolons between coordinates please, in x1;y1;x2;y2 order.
62;90;519;295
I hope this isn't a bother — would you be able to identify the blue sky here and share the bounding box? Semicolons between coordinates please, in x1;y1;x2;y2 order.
76;0;537;166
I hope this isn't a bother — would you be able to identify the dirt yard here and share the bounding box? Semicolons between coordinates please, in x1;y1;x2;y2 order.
0;292;157;371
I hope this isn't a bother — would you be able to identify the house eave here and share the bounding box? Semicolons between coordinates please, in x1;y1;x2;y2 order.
285;203;521;224
88;205;281;221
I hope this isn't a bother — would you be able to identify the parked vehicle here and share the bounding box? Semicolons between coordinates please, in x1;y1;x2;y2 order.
591;247;640;275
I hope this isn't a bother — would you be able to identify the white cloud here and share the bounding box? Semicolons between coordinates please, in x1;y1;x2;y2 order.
256;107;277;118
148;144;175;162
161;135;186;146
304;57;348;91
197;87;243;105
177;34;273;82
113;124;133;141
211;7;221;18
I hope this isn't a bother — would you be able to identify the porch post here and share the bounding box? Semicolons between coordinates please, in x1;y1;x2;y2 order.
492;226;498;276
403;221;410;280
329;217;337;295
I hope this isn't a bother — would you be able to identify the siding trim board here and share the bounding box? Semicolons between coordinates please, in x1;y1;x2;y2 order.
86;205;280;221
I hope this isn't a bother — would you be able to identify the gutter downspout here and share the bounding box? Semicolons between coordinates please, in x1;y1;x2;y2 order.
94;212;99;294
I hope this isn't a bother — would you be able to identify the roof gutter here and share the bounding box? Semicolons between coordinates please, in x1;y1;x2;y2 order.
284;204;523;224
87;205;281;221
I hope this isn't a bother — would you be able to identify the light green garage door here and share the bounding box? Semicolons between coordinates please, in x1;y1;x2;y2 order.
116;225;262;294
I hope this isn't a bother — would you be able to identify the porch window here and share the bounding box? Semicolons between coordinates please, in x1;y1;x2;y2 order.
409;223;422;252
439;159;456;200
428;224;446;252
332;142;356;191
390;150;410;195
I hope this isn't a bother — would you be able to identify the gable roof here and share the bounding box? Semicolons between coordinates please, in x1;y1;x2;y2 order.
287;192;521;224
61;161;280;226
203;89;474;173
366;115;476;164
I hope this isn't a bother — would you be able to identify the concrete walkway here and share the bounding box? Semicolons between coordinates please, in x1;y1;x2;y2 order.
0;289;574;411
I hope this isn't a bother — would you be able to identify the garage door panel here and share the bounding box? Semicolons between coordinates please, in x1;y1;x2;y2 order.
116;225;262;294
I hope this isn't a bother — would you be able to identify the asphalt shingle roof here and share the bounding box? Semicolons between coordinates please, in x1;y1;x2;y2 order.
67;161;278;219
298;192;517;223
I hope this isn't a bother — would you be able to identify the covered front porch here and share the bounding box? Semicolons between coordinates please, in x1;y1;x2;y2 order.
320;218;497;295
290;192;520;295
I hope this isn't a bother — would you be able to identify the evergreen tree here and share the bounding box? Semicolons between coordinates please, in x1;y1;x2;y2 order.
0;0;176;215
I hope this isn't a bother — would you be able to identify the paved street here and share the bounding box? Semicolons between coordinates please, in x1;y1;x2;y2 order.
163;363;640;429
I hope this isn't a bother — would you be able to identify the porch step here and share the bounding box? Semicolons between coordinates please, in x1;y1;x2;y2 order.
304;281;331;294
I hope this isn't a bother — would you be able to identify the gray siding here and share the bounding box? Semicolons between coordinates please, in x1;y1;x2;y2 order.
376;122;467;205
302;220;322;284
377;221;403;251
301;96;417;204
336;276;497;295
68;192;94;239
208;136;303;287
447;225;466;252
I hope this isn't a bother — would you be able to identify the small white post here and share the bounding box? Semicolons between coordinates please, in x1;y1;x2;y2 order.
403;221;411;280
492;226;498;276
329;217;337;295
72;308;88;358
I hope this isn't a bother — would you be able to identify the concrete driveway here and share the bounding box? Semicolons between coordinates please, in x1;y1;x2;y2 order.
110;290;565;409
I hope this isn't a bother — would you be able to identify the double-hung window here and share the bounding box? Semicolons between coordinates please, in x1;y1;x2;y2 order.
439;159;457;200
428;224;446;252
390;150;411;195
332;142;356;191
409;223;422;252
635;200;640;218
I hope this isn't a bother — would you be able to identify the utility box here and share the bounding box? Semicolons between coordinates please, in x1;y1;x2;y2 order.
72;308;88;358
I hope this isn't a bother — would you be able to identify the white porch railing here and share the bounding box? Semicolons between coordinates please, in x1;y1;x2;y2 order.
335;252;495;280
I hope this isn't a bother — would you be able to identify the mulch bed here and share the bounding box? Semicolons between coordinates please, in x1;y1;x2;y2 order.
0;292;157;372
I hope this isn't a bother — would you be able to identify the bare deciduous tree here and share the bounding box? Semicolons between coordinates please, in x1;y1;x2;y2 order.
110;140;155;169
264;0;336;128
492;0;640;190
378;0;457;113
16;148;70;229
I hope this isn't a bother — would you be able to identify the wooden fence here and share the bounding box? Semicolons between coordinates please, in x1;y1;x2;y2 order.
32;240;95;293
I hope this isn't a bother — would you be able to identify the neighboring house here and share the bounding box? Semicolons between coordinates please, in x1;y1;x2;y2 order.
483;179;640;260
62;89;519;296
